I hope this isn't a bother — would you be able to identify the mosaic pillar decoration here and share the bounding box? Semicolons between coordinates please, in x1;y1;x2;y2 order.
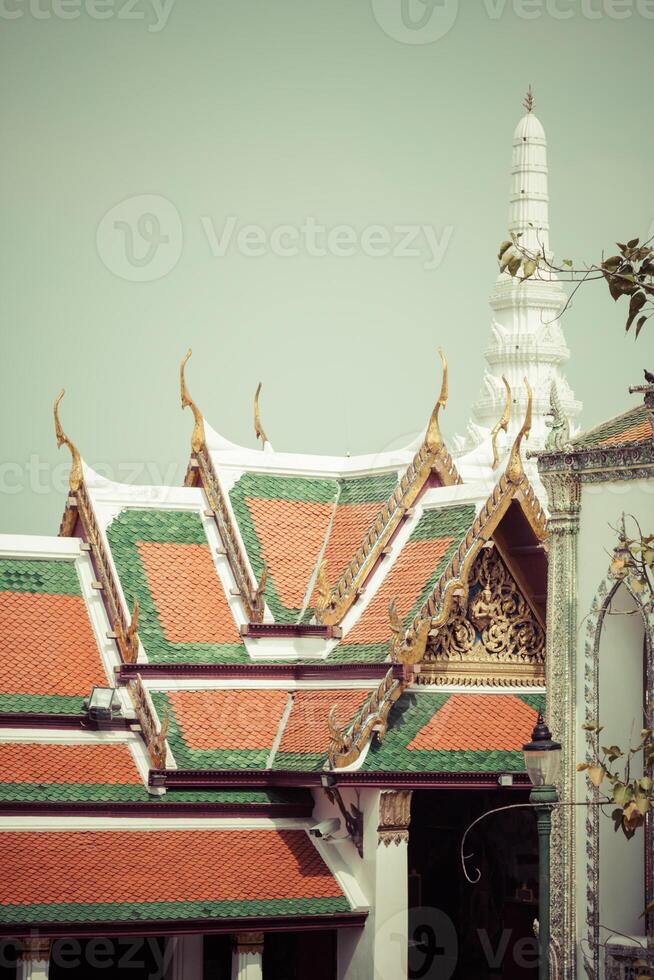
17;938;51;980
231;932;264;980
540;470;581;980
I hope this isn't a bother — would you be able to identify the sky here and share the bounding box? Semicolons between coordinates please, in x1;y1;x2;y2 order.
1;0;653;533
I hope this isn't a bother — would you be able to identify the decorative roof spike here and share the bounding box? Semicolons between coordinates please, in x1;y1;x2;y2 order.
179;349;206;455
523;85;534;113
425;348;449;454
124;597;140;665
506;377;533;484
490;376;512;470
313;560;331;624
53;389;83;493
254;382;269;447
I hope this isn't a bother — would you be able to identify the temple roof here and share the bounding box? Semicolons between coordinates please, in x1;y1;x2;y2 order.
571;401;654;450
0;826;355;931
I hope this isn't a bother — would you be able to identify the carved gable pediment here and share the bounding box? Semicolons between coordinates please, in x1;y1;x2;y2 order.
418;546;545;687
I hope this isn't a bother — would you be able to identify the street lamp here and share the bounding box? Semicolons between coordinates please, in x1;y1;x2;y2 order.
523;712;561;980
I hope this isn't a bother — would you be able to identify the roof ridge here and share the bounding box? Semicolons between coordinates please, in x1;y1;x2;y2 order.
318;352;462;627
297;480;342;623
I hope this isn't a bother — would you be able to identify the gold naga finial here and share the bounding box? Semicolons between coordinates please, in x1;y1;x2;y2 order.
425;348;449;454
314;560;331;622
506;377;533;484
491;376;512;470
254;382;268;446
179;349;206;455
254;562;268;604
124;597;140;664
523;85;534;113
53;389;83;493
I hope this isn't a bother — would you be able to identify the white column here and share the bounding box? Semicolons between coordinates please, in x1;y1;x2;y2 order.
166;935;204;980
231;932;263;980
372;790;412;980
17;939;50;980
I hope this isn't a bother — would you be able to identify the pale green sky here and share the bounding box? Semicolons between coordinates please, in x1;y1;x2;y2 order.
1;0;652;534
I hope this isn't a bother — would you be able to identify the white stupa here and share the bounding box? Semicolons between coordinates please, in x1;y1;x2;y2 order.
454;89;581;482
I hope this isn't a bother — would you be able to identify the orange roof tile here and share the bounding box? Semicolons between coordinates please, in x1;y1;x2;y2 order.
279;689;371;754
407;694;538;751
598;419;654;446
0;743;141;785
137;542;240;644
167;689;289;750
309;503;381;604
0;592;106;697
345;537;454;644
0;829;343;907
246;498;333;607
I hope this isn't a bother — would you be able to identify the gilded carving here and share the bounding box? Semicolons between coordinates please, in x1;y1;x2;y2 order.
53;389;83;505
491;375;511;470
179;349;206;454
253;382;268;446
420;547;545;685
327;668;405;769
128;676;169;769
378;790;413;847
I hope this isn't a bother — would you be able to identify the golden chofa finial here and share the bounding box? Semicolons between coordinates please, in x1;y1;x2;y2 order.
53;390;83;493
491;376;511;470
179;349;206;455
523;85;534;113
254;382;269;447
425;348;449;454
506;377;533;484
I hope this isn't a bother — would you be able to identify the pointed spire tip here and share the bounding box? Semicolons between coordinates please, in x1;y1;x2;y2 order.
523;85;534;113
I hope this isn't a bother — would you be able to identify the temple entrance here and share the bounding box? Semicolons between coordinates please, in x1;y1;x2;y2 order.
408;789;539;979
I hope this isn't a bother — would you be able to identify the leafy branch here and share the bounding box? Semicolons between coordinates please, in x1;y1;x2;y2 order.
497;231;654;337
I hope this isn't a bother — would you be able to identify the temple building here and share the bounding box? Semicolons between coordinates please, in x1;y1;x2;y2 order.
0;96;649;980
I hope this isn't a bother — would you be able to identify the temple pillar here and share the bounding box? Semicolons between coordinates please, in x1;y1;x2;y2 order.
373;790;412;980
231;932;263;980
541;469;581;980
166;935;204;980
17;939;50;979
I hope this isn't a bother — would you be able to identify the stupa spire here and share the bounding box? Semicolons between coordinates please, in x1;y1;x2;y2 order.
455;94;581;471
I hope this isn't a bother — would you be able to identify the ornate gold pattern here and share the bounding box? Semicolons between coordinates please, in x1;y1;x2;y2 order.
321;350;462;626
506;378;533;485
120;598;140;665
253;382;268;446
491;376;511;469
180;349;206;454
378;789;413;847
327;668;405;769
313;560;331;623
54;390;83;494
127;675;169;769
190;444;266;623
393;470;547;666
420;547;545;686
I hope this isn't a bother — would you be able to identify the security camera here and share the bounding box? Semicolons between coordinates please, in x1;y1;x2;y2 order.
309;818;341;839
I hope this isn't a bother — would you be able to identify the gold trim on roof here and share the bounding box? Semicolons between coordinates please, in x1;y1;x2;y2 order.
393;468;546;665
327;668;405;769
53;390;83;493
506;377;532;485
425;348;449;453
180;349;206;454
491;376;511;470
320;350;462;626
254;382;268;446
128;675;169;770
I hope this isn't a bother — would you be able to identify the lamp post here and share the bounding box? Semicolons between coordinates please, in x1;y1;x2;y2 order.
523;713;562;980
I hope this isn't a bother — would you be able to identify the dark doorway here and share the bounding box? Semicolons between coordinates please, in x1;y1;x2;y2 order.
408;788;539;979
264;929;336;980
